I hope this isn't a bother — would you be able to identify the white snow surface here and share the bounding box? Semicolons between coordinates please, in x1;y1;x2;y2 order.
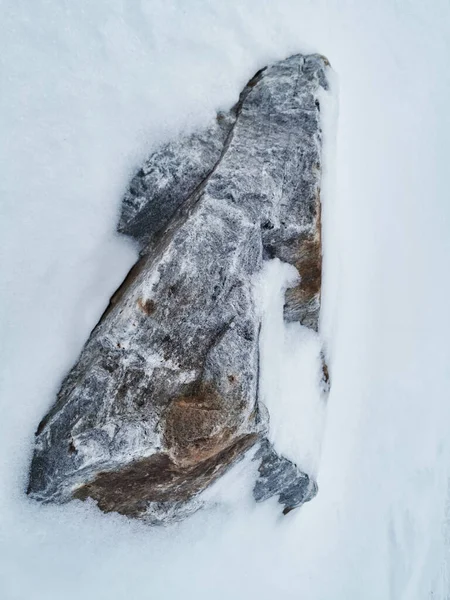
1;1;450;599
254;259;325;477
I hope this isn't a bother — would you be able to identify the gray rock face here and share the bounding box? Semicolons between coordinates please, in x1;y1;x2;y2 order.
253;440;318;514
28;53;329;523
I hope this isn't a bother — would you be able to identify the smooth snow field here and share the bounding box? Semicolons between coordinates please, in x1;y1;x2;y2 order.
2;1;450;599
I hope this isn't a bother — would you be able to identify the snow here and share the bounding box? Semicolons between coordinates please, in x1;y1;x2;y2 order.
255;259;325;476
1;1;450;599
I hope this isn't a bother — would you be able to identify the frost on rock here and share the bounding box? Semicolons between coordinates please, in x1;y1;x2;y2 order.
27;53;330;523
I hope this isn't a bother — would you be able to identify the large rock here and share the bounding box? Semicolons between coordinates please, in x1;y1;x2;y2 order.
28;53;330;523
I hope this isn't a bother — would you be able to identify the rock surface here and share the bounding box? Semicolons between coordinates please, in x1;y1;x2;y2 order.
28;53;329;523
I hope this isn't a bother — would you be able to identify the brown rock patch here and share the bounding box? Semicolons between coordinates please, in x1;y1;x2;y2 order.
137;297;156;315
163;385;237;467
283;189;322;328
73;433;258;518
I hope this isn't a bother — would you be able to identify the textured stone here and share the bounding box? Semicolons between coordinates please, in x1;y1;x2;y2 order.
253;439;318;514
28;53;330;523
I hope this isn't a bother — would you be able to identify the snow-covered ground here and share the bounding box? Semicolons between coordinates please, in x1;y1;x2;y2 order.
2;1;450;599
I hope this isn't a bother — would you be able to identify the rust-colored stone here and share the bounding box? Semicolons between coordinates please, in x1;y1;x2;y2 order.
163;385;238;467
283;189;322;329
137;297;156;315
73;433;258;518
